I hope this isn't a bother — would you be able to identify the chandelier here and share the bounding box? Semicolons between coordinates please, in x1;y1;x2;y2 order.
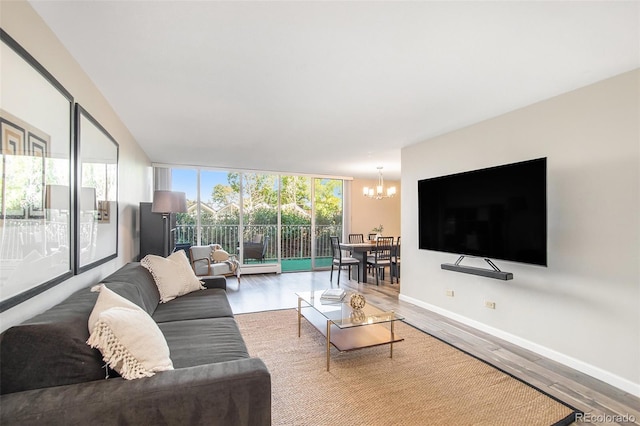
363;167;396;199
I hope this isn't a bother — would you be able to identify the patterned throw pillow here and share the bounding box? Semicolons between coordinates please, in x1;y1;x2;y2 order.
87;307;173;380
140;250;204;303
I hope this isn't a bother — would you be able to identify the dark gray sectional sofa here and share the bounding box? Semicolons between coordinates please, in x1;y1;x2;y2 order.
0;262;271;425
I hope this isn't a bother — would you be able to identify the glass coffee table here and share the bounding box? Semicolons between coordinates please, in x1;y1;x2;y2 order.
296;290;404;371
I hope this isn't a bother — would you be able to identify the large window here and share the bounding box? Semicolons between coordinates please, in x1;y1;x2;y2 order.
166;167;344;272
171;168;197;246
201;170;239;253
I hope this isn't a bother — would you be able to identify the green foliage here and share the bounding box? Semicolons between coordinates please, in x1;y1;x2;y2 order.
281;175;311;207
281;208;310;225
182;172;342;227
314;179;342;225
249;206;277;225
210;184;236;209
177;212;195;225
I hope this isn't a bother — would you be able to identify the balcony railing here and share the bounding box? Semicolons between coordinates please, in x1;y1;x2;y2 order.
175;224;342;262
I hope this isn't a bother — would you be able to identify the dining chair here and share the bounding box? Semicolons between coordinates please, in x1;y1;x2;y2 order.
366;236;394;286
391;236;401;284
348;233;364;243
347;234;364;257
366;233;378;272
330;236;360;286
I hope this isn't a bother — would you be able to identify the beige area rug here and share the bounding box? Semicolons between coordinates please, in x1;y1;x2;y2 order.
236;309;577;426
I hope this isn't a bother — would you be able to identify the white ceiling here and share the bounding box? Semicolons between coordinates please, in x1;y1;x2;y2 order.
29;1;639;180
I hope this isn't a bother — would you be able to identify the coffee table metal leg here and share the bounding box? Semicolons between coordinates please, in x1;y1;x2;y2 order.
326;320;331;371
390;320;394;358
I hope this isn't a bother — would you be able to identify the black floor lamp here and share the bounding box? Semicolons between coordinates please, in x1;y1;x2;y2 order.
151;190;187;257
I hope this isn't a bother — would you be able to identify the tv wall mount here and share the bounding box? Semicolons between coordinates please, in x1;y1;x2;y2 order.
441;256;513;280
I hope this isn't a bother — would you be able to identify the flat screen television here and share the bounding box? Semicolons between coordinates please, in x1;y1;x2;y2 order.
418;158;547;266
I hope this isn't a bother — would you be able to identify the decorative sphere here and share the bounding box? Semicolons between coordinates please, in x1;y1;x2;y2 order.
350;309;366;323
349;293;366;310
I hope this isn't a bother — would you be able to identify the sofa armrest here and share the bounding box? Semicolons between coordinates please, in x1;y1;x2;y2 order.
201;275;227;290
0;358;271;426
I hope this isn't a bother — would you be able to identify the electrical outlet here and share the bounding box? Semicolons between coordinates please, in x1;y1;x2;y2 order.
445;290;455;297
485;301;496;309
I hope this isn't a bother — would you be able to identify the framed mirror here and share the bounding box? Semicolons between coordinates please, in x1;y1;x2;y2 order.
0;30;74;312
75;104;118;273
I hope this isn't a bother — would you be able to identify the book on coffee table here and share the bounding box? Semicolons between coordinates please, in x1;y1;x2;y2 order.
321;288;346;301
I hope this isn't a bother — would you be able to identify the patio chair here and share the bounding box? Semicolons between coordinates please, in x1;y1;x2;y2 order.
243;235;269;262
330;236;360;286
189;244;240;284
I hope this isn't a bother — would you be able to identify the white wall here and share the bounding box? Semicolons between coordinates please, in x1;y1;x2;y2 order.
0;1;152;331
400;69;640;395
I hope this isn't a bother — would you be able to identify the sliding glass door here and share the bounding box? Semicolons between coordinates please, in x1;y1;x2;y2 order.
278;176;343;271
240;172;278;267
200;170;239;253
314;178;343;269
280;176;312;271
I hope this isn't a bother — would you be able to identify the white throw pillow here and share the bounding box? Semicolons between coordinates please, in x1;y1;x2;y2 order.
87;307;173;380
88;284;144;333
211;249;230;262
141;250;204;303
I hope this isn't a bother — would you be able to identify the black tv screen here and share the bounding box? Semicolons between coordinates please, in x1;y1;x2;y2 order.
418;158;547;266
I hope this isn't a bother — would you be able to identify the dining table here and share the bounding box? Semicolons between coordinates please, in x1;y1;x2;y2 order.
339;241;377;284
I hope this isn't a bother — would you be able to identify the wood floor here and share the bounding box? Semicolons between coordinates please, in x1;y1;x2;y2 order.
226;270;640;426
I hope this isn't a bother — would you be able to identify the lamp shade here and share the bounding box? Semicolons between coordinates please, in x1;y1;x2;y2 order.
81;187;97;211
45;185;70;210
151;190;187;214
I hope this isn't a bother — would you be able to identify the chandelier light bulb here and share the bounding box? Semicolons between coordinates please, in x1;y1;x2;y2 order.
363;167;396;200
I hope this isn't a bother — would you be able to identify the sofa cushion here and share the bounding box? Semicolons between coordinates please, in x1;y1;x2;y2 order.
152;288;234;323
101;262;160;314
159;317;249;367
0;321;105;394
87;307;174;380
141;251;205;303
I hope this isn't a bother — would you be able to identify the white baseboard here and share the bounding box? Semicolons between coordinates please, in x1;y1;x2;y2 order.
399;293;640;398
239;263;281;275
